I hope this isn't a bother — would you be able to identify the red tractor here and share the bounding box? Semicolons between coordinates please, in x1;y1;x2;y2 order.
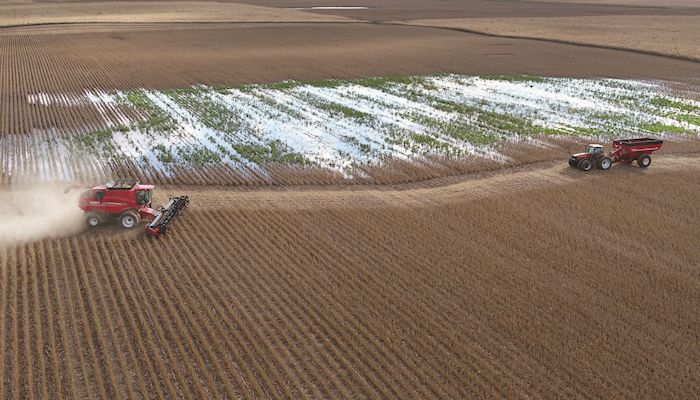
76;179;188;237
569;138;663;171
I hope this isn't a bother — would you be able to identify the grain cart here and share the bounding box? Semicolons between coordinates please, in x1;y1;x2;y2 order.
569;138;663;171
76;179;188;237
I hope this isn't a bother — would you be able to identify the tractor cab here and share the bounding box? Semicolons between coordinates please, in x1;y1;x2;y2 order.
586;144;604;155
569;143;612;171
571;143;605;160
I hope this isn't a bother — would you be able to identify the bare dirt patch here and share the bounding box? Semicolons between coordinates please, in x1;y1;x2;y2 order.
404;15;700;62
0;1;351;27
530;0;700;7
1;23;699;122
233;0;700;19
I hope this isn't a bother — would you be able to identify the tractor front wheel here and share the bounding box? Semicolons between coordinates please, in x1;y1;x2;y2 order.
86;212;102;228
598;156;612;170
578;159;593;172
119;210;141;230
637;154;651;168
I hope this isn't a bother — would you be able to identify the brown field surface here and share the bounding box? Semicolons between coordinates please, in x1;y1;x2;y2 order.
531;0;700;7
1;155;699;398
1;1;699;397
404;15;700;62
1;23;699;139
0;1;350;27
234;0;700;19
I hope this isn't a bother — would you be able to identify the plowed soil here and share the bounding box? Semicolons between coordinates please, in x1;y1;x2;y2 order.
0;1;349;28
2;23;700;137
235;0;700;19
2;154;699;399
405;15;700;61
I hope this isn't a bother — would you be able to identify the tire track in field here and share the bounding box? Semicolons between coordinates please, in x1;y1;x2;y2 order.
174;155;700;212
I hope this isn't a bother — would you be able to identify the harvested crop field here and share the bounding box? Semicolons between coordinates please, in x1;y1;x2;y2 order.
237;0;700;19
405;15;700;62
1;156;699;399
2;22;700;92
0;1;349;28
531;0;700;7
2;0;700;398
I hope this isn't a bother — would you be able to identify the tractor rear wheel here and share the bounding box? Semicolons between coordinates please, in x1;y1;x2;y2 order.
637;154;651;168
119;210;141;229
578;159;593;171
598;156;612;170
86;213;101;228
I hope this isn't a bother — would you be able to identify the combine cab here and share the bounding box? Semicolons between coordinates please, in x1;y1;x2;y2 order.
77;179;188;237
569;138;663;171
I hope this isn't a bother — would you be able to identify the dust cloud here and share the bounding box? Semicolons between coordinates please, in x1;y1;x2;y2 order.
0;185;85;249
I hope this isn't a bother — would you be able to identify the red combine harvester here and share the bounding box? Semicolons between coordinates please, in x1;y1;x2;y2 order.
569;138;663;171
77;179;188;237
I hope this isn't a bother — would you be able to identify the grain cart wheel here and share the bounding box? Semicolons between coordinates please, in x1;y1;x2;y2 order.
578;159;593;171
637;154;652;168
119;210;141;229
86;212;102;228
598;156;612;170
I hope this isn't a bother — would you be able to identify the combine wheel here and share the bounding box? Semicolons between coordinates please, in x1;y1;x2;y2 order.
637;154;651;168
578;159;593;172
119;210;141;229
598;156;612;170
86;212;102;228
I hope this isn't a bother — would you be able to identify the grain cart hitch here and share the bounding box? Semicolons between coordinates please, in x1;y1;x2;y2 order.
146;196;190;238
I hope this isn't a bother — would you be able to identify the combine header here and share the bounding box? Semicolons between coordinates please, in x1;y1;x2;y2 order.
569;138;663;171
77;179;188;237
146;196;190;237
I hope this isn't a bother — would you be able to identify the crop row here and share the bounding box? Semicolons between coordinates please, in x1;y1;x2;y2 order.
1;167;699;398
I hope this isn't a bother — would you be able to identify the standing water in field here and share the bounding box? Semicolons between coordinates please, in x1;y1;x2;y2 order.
12;75;700;183
0;185;85;249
